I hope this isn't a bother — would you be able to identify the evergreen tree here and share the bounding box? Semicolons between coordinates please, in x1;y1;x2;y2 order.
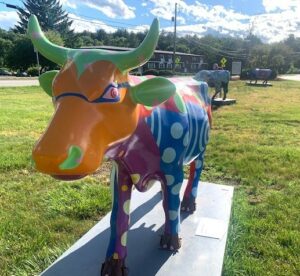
14;0;73;37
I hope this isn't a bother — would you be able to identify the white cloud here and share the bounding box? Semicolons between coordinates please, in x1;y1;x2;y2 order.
147;0;300;43
251;8;300;43
0;11;18;30
128;24;149;33
59;0;77;9
51;0;300;43
69;13;117;33
66;0;135;19
262;0;299;12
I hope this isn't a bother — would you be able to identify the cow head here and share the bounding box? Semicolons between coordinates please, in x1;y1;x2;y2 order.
28;15;175;180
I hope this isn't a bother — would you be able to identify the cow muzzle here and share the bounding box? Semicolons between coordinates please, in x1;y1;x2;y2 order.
52;145;87;181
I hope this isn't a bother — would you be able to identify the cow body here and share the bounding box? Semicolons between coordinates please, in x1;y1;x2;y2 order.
249;68;272;84
27;15;211;276
194;70;230;100
104;76;211;269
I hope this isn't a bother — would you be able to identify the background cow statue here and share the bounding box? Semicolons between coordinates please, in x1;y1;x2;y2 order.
248;68;272;85
194;69;230;100
27;15;212;276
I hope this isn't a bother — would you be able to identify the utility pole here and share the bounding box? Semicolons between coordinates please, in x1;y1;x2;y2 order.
172;2;177;74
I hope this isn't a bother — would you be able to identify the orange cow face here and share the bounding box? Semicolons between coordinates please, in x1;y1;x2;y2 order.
28;15;175;180
33;59;139;180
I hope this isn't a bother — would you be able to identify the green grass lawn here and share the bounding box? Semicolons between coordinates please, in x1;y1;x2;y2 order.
0;81;299;275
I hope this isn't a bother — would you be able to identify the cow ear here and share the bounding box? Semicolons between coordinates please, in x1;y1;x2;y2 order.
39;70;59;97
129;77;176;106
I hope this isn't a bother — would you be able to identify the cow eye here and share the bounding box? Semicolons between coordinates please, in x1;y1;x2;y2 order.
95;83;120;103
102;85;119;100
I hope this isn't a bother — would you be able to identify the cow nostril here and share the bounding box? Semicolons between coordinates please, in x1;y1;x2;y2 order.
59;145;83;170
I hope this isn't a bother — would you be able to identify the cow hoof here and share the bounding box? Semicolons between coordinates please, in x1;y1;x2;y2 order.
181;197;196;213
101;257;128;276
160;234;181;251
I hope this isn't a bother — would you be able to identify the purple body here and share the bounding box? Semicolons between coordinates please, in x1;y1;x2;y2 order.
249;68;272;84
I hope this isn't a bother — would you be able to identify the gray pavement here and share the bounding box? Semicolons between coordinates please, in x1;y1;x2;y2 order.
278;74;300;81
1;74;299;88
0;78;39;87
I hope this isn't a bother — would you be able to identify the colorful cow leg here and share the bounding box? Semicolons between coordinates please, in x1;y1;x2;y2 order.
160;167;184;250
102;161;132;276
181;153;205;212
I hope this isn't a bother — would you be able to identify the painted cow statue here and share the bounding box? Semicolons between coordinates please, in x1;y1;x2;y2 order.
27;15;211;276
194;69;230;100
249;68;272;84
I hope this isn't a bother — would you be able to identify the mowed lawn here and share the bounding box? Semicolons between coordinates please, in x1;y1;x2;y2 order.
0;80;299;275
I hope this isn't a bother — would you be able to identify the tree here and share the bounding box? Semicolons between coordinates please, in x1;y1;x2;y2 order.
6;35;35;71
0;38;13;67
6;30;63;71
14;0;73;37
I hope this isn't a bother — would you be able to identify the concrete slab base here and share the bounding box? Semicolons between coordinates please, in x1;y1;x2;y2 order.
246;81;272;87
41;181;234;276
212;98;237;106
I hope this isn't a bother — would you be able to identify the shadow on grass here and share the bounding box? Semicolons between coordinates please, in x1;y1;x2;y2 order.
42;192;173;276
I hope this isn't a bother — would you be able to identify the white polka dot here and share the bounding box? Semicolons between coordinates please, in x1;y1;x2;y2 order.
192;187;197;197
165;175;175;186
195;160;202;169
171;183;182;195
162;148;176;163
171;122;184;139
205;123;210;144
121;232;127;246
183;133;189;147
123;200;130;215
169;210;178;220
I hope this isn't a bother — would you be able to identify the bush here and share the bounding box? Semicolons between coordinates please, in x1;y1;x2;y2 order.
240;69;250;80
142;69;159;76
270;69;278;80
287;64;300;74
27;66;40;76
158;70;174;77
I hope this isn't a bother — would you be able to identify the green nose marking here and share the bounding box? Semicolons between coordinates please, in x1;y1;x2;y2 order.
59;145;83;170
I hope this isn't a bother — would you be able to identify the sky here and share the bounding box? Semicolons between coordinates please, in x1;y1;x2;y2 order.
0;0;299;43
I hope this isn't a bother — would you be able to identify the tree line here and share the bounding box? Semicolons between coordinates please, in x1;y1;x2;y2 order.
0;0;300;75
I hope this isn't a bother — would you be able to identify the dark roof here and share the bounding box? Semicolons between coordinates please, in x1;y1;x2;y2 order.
81;45;204;57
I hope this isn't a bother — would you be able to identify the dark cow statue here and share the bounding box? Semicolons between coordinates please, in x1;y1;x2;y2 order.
249;68;272;85
194;70;230;100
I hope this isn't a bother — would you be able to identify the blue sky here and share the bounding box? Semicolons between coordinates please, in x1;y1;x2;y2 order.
0;0;299;43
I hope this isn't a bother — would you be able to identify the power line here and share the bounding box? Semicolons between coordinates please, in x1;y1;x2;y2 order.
72;12;139;28
68;16;147;31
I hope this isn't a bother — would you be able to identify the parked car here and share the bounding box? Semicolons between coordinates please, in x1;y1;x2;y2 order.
15;71;28;77
0;68;12;76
